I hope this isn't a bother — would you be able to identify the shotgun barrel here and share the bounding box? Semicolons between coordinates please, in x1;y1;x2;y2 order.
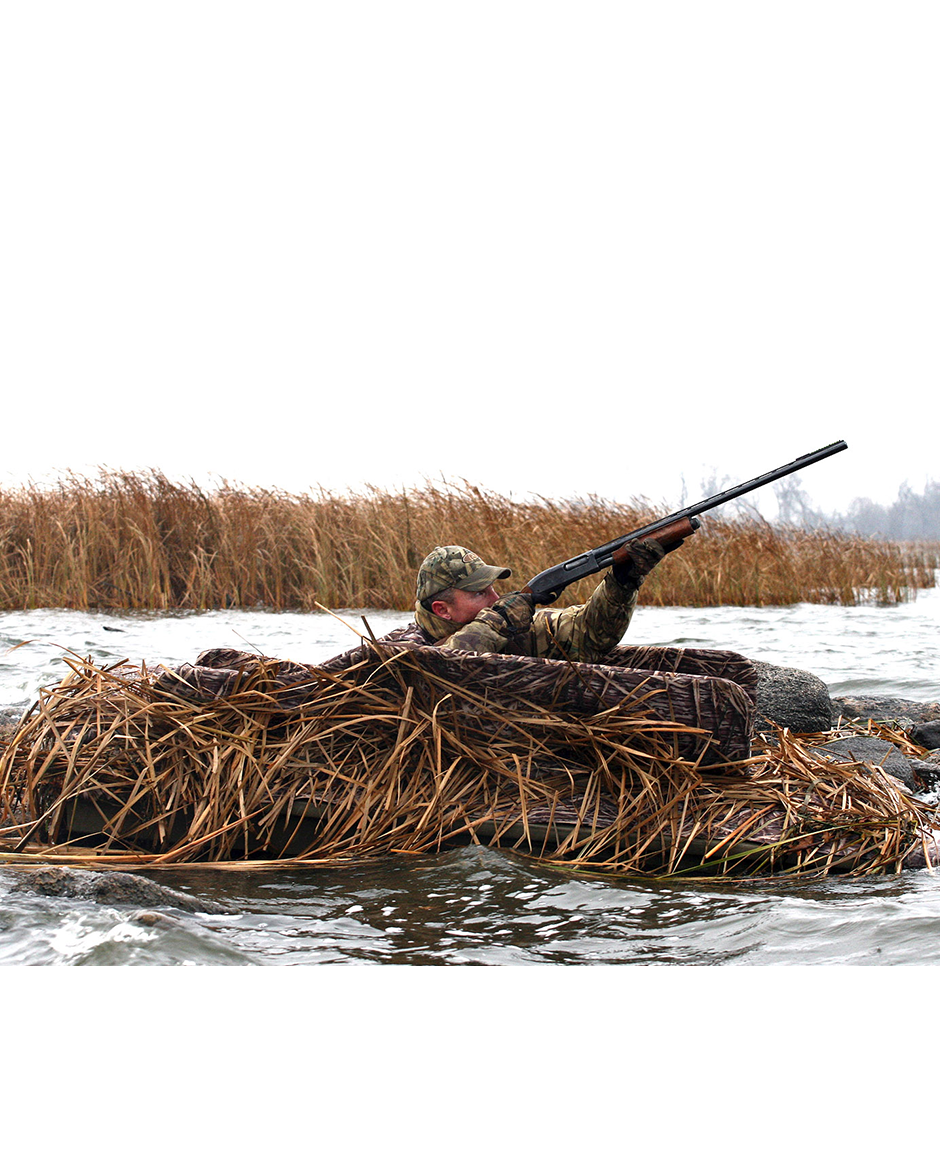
525;440;848;601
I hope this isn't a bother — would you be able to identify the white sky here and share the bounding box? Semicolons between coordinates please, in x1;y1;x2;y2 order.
2;2;937;519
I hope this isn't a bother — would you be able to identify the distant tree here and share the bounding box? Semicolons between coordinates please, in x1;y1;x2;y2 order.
773;476;827;528
843;496;890;537
837;481;940;540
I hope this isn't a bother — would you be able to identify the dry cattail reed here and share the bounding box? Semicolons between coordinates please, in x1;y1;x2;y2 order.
0;470;932;611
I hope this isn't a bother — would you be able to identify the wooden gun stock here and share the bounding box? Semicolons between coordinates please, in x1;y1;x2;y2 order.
610;516;700;564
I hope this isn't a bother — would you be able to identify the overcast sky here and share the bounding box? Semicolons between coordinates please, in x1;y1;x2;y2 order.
2;3;936;520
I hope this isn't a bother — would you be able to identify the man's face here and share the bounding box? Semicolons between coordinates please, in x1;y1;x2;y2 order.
431;584;499;625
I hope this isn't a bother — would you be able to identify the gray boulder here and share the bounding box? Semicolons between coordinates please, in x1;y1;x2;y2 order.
911;720;940;750
813;735;920;789
831;696;940;726
752;660;833;734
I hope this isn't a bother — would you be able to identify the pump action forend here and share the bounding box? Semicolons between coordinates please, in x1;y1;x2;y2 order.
524;439;848;602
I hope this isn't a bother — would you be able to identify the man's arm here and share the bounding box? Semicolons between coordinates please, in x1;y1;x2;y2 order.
435;539;666;659
532;568;638;662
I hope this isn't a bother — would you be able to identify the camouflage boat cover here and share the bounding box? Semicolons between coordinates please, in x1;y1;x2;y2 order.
155;630;757;764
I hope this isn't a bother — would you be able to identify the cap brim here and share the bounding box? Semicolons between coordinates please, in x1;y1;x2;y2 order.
458;565;512;591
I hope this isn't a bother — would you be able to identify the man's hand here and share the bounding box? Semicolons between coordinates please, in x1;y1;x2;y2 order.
487;590;537;635
611;538;671;589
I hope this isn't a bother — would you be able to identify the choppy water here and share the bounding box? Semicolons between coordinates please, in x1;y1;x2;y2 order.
2;589;939;966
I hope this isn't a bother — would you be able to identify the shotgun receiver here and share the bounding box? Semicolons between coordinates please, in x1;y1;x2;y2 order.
524;440;848;602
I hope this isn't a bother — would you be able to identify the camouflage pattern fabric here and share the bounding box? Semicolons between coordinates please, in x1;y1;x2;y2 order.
157;636;755;764
153;647;322;710
321;628;756;762
407;642;756;764
414;568;638;664
415;545;511;603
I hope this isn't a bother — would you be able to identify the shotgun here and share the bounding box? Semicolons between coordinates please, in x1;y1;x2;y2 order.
524;440;848;602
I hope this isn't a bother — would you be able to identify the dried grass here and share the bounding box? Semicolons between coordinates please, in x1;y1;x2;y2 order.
1;645;935;877
0;470;931;610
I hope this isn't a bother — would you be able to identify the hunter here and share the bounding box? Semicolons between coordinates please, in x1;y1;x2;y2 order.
412;541;669;663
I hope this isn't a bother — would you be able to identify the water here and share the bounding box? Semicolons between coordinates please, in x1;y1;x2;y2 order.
2;590;940;967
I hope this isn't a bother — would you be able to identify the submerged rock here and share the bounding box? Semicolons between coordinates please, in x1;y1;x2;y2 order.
6;866;228;914
131;909;185;929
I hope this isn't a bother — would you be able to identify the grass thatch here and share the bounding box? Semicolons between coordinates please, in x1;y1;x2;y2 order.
1;642;936;876
0;470;932;611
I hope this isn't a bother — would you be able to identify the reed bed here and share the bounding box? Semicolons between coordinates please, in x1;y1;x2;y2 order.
0;471;932;611
1;645;935;876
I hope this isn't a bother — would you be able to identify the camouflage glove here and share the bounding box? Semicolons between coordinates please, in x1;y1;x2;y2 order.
612;539;669;589
485;590;537;636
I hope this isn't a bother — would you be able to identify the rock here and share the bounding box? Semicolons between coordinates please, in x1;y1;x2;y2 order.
131;909;184;929
0;706;25;738
911;720;940;750
6;866;228;914
813;735;919;788
751;660;833;734
909;759;940;793
831;696;940;725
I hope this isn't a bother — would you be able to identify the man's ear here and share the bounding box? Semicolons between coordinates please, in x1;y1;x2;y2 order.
430;599;452;621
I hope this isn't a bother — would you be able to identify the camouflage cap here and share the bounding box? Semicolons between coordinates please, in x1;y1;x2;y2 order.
416;545;512;604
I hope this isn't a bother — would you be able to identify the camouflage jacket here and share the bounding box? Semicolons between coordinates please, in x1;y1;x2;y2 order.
412;570;639;663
